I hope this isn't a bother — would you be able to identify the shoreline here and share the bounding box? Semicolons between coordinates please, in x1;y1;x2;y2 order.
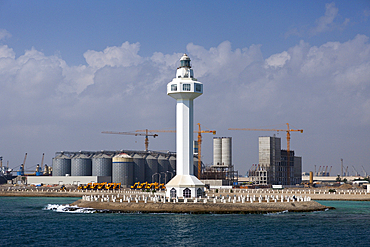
2;185;370;200
2;185;370;213
0;187;333;214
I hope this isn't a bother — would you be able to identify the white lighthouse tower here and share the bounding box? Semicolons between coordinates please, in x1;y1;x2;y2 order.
166;54;204;199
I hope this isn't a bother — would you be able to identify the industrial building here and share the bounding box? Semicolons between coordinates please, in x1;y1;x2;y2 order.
199;137;238;188
24;150;201;187
249;136;302;185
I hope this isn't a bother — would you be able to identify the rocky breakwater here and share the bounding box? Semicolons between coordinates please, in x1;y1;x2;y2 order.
71;194;333;214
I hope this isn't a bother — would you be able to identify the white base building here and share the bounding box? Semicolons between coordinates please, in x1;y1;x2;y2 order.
165;174;204;198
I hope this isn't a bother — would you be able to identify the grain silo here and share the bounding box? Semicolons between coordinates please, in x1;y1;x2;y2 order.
145;154;158;183
92;153;112;177
169;155;176;173
52;154;72;176
71;154;92;176
132;153;145;183
158;155;169;183
112;153;133;187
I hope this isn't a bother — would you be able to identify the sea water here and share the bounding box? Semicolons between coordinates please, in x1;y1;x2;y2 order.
0;197;369;247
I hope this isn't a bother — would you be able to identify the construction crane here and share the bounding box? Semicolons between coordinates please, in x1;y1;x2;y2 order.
17;153;27;176
23;153;27;168
136;124;216;179
352;165;359;176
361;166;368;177
324;166;328;176
229;123;303;185
41;153;44;167
196;123;216;179
102;130;158;152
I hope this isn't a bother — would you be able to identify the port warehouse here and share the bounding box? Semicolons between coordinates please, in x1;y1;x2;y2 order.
25;150;207;187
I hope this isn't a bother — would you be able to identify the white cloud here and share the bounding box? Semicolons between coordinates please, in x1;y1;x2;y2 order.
0;36;369;175
310;2;349;36
186;41;263;81
286;3;350;37
0;29;11;40
0;45;15;59
264;51;291;69
311;2;338;35
83;41;143;69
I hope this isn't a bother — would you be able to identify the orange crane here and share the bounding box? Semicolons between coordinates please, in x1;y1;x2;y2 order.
136;124;216;178
229;123;303;185
102;130;158;152
196;123;216;179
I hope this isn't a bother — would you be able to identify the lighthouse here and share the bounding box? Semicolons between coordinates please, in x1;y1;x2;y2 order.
165;54;204;199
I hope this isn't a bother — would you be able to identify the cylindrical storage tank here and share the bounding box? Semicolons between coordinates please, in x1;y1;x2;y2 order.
112;153;133;187
145;155;158;183
92;153;112;177
222;137;232;167
158;155;169;183
213;137;222;166
52;154;71;176
309;171;313;184
133;154;145;183
71;154;92;176
169;155;176;173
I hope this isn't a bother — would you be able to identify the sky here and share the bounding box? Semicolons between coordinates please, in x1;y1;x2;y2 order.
0;0;369;177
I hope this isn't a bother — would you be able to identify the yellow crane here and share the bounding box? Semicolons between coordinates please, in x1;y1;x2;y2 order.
196;123;216;179
229;123;303;185
102;130;158;152
135;124;216;179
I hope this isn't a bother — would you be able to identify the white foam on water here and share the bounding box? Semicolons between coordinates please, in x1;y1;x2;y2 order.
264;210;289;216
44;204;96;213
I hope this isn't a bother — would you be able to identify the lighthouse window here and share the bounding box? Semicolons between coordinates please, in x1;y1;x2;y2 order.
181;60;190;67
195;84;202;92
197;188;203;197
170;188;176;198
171;84;177;91
183;84;191;91
183;188;191;198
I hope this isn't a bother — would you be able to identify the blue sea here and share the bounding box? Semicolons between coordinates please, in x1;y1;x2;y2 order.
0;197;369;247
